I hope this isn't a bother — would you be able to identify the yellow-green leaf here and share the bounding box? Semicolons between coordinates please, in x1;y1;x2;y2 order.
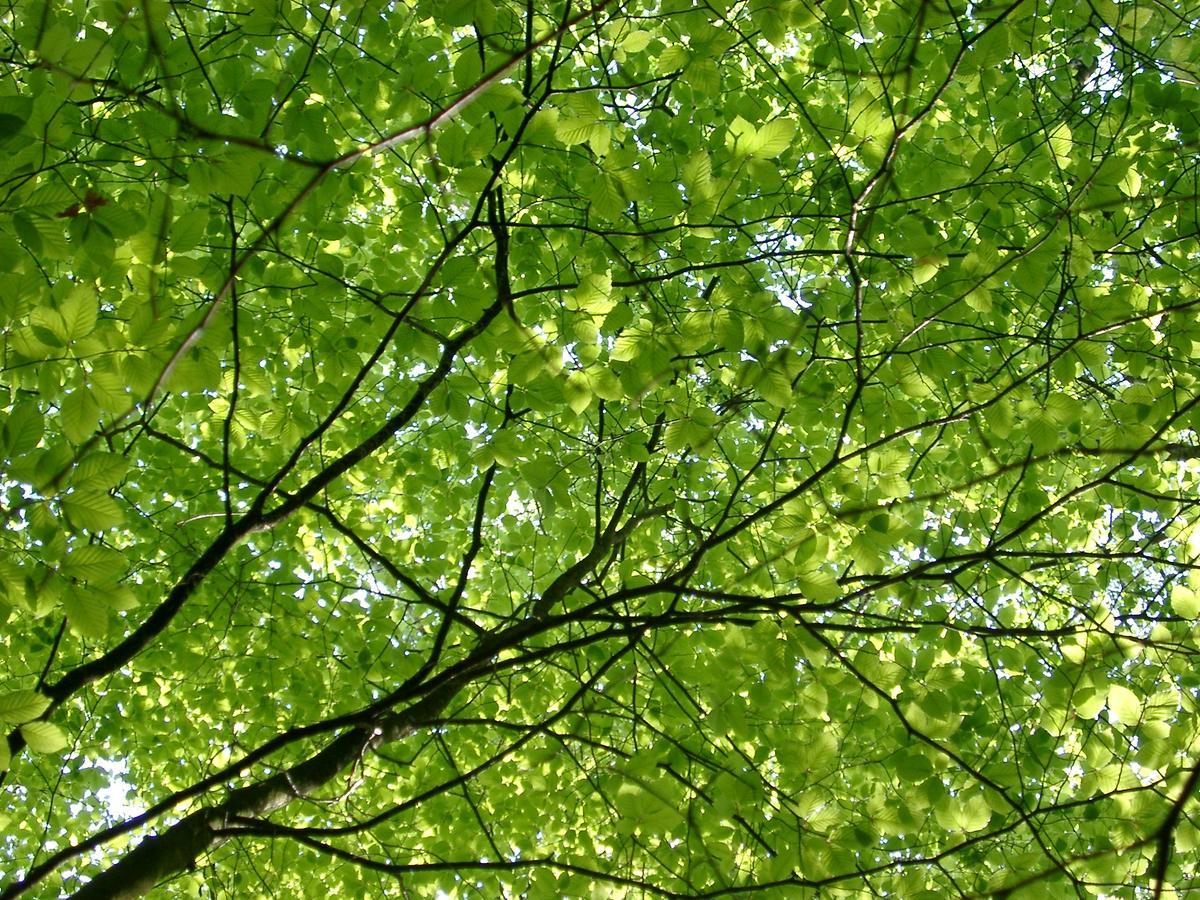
61;545;126;583
20;721;68;753
621;31;652;53
563;374;592;414
751;118;796;159
757;369;793;408
1171;585;1200;620
60;388;101;444
569;272;613;315
1107;684;1142;727
1119;166;1142;197
63;490;124;531
60;286;98;341
64;584;109;638
0;690;51;724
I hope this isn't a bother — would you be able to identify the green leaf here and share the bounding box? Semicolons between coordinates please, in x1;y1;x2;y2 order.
936;794;992;833
590;368;624;401
610;328;644;362
59;287;98;341
60;389;101;444
64;584;109;638
1119;167;1142;198
621;31;652;53
61;545;126;583
72;453;129;489
170;209;209;253
508;350;547;386
0;96;31;143
556;117;594;146
1074;688;1106;719
0;691;51;724
1107;684;1141;727
729;115;797;159
3;402;43;456
681;152;712;198
63;490;124;531
1048;123;1073;166
562;374;592;414
88;365;129;413
895;751;933;781
665;417;712;453
757;369;793;408
20;721;68;754
913;254;945;285
798;569;840;602
749;118;796;159
569;272;614;315
1171;585;1200;619
0;113;26;141
82;221;116;268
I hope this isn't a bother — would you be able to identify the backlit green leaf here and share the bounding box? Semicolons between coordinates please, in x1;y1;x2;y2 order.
20;721;68;754
1107;684;1142;727
63;490;124;531
1171;585;1200;620
0;691;50;724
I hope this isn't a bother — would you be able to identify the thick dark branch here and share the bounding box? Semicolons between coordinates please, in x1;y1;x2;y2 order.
65;682;455;900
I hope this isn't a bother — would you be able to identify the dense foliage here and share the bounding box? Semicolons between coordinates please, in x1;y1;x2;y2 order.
2;0;1200;896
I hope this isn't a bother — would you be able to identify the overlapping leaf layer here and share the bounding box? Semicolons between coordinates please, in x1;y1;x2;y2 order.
2;0;1200;896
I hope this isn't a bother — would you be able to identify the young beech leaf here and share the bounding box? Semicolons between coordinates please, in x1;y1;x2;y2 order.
562;374;592;414
751;118;796;158
757;369;793;408
3;402;43;456
60;389;101;444
0;690;51;724
61;545;125;583
621;31;652;53
20;721;68;754
913;255;944;285
63;490;124;531
1107;684;1142;727
0;112;26;141
71;452;128;489
1171;585;1200;620
59;287;98;341
64;585;109;638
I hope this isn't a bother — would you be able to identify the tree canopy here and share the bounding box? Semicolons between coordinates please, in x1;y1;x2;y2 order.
2;0;1200;896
